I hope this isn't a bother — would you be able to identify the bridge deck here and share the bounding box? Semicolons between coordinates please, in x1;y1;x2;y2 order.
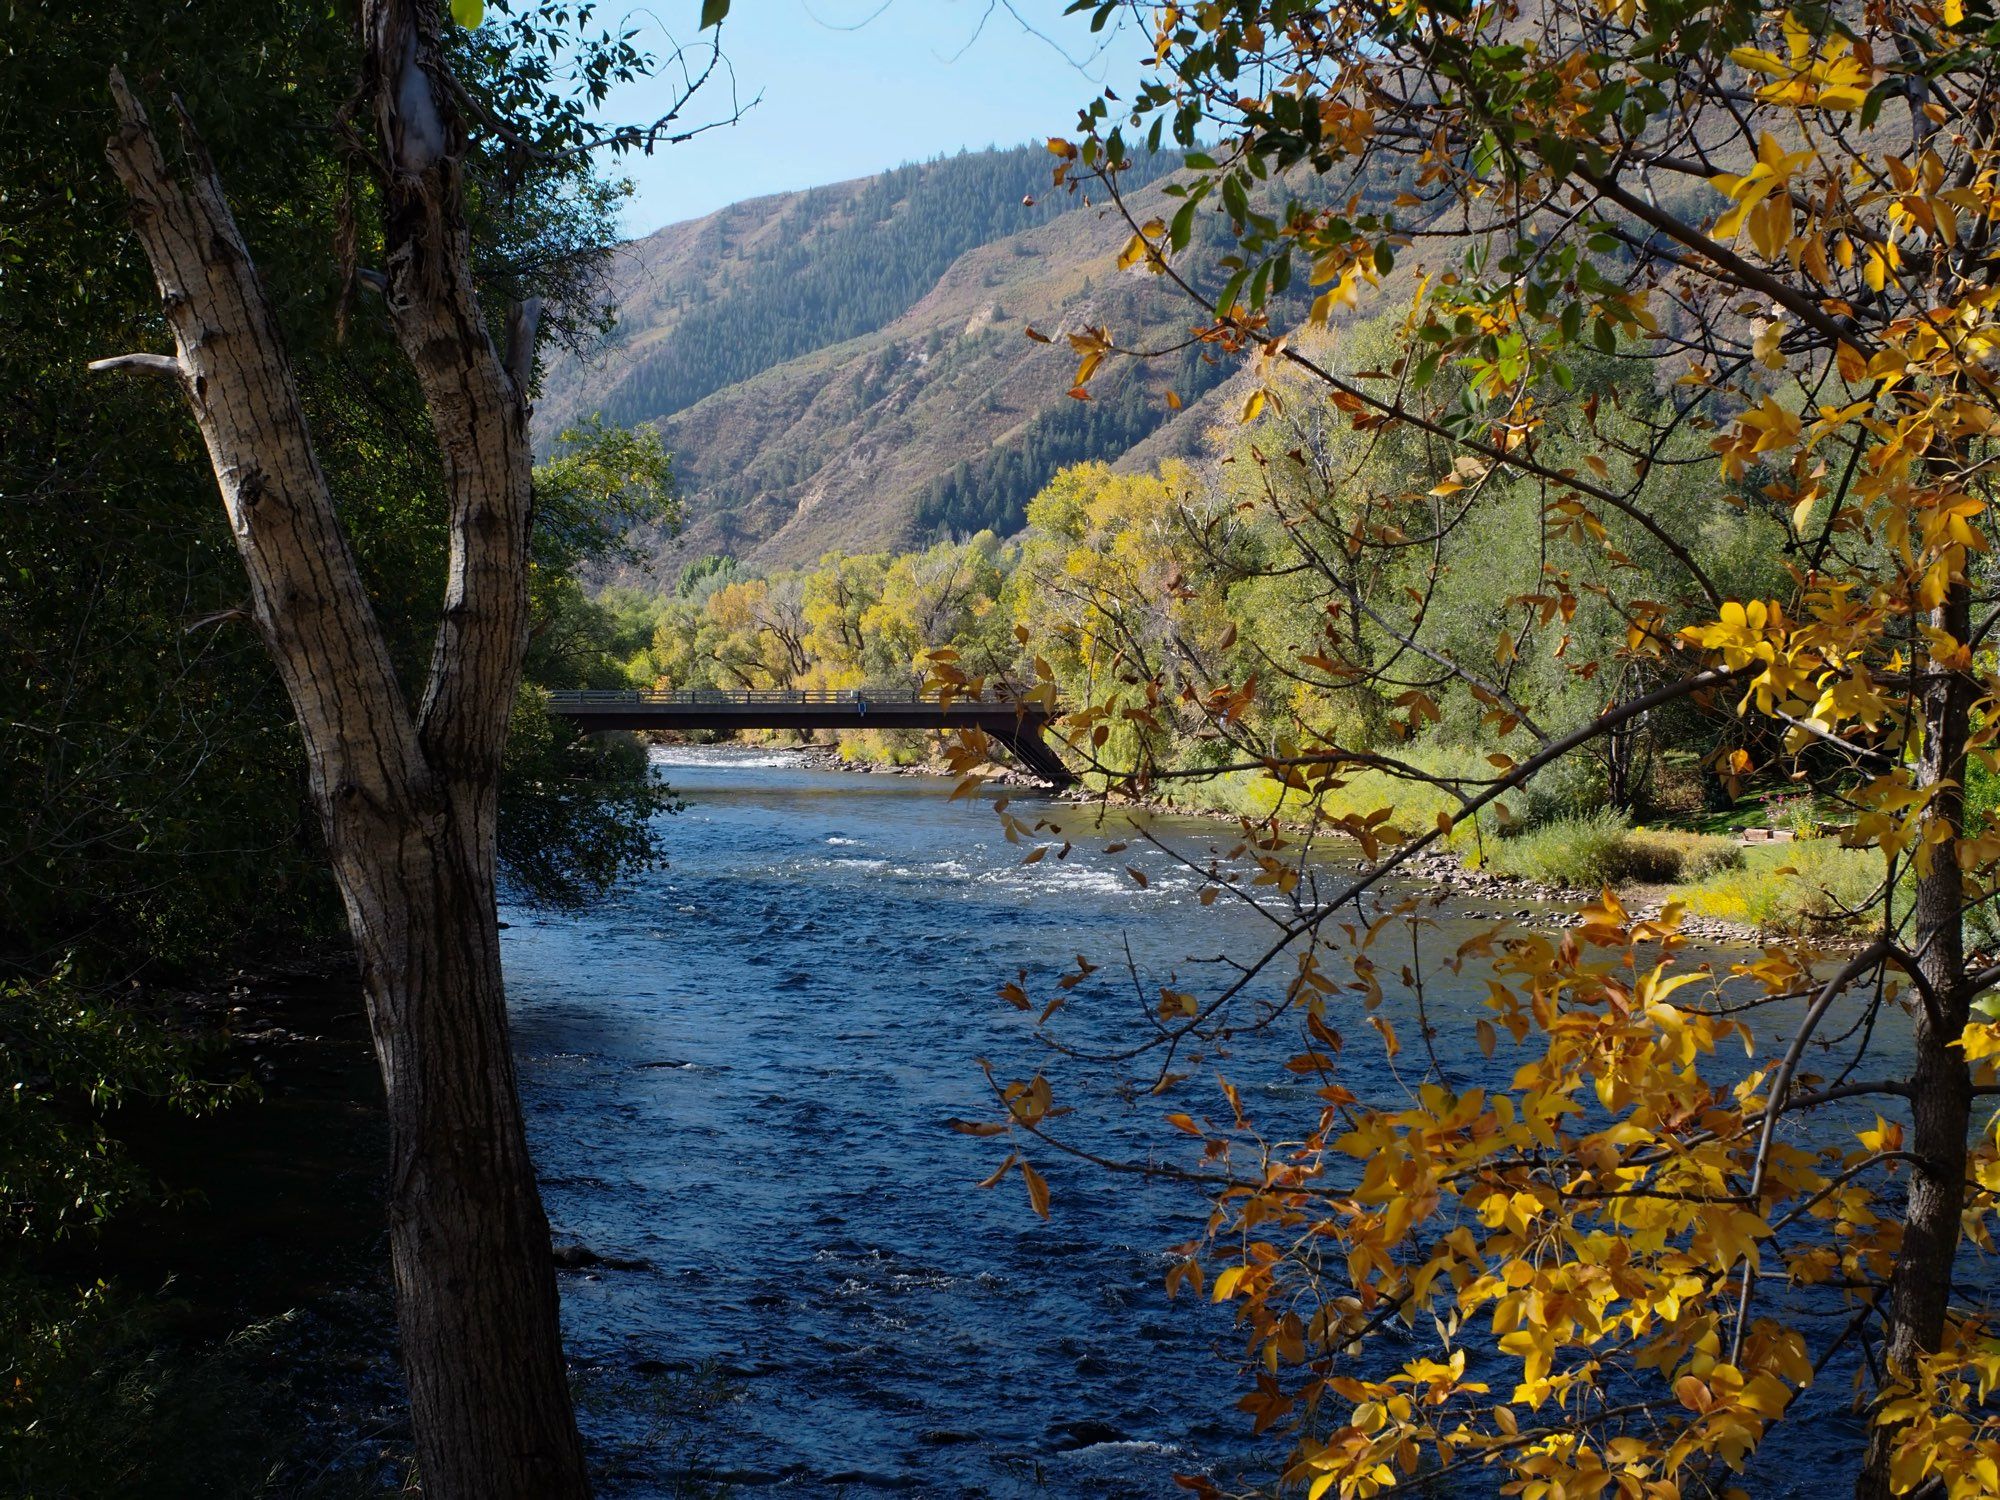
544;690;1074;787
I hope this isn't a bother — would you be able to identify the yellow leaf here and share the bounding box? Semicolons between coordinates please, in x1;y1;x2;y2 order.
1021;1160;1050;1219
1117;232;1154;272
1242;389;1267;423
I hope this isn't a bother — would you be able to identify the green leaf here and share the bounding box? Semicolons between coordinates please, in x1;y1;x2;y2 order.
700;0;731;27
1215;264;1250;317
1539;134;1577;186
1221;172;1249;224
450;0;483;27
1860;78;1895;130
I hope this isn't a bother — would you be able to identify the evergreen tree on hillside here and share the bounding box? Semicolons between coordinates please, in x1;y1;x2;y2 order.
911;301;1301;540
596;145;1176;427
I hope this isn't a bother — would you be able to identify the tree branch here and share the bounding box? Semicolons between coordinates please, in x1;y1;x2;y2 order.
87;353;184;378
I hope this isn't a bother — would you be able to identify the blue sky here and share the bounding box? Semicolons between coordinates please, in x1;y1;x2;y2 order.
599;1;1148;236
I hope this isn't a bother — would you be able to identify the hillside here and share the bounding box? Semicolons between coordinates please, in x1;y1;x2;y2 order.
539;145;1305;575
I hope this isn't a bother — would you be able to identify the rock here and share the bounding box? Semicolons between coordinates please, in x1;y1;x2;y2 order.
1051;1418;1128;1450
550;1241;653;1272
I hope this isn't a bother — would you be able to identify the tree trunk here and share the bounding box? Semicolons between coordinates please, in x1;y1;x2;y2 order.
100;41;591;1500
354;830;588;1498
1857;580;1974;1499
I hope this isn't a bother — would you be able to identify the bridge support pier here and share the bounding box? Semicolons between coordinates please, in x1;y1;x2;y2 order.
992;727;1075;788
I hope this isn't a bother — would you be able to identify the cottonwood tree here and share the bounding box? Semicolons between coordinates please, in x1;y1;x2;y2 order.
948;0;2000;1493
92;1;731;1493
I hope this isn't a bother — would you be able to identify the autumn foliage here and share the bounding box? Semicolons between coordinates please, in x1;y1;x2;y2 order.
941;0;2000;1493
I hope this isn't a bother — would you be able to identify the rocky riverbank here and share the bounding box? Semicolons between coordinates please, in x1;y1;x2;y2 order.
787;739;1049;788
748;738;1769;946
1390;847;1767;945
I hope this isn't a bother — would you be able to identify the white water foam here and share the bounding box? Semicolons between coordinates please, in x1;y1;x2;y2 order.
648;745;803;770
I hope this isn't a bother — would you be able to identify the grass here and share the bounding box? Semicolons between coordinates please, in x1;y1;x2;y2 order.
1;1290;403;1499
1680;839;1885;933
1181;760;1748;887
1175;746;1479;835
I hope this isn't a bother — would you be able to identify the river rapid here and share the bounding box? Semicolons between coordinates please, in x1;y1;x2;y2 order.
498;746;1869;1498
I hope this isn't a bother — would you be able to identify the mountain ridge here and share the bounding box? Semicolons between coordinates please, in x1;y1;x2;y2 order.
539;144;1297;576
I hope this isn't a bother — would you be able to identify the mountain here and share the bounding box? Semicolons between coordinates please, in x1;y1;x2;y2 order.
537;145;1336;575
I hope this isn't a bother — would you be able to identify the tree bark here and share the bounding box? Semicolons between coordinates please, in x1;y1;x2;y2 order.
1857;579;1975;1499
101;44;590;1500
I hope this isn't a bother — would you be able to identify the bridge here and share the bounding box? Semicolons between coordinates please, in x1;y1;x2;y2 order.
544;688;1076;788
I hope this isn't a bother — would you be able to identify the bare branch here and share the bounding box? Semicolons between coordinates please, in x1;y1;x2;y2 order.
87;353;183;378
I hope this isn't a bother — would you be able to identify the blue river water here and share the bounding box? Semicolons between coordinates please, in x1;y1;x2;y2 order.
498;747;1873;1497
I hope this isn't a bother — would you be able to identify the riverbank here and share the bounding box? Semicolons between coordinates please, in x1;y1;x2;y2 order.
725;738;1776;946
13;964;408;1497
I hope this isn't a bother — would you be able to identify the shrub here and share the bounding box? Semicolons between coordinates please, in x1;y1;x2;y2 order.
1479;809;1632;888
1509;753;1608;829
1471;816;1744;890
1618;828;1742;883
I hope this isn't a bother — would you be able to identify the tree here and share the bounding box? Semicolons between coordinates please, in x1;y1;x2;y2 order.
91;2;732;1493
948;0;2000;1493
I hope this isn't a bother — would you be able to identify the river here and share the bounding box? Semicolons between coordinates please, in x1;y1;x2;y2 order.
498;746;1871;1498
